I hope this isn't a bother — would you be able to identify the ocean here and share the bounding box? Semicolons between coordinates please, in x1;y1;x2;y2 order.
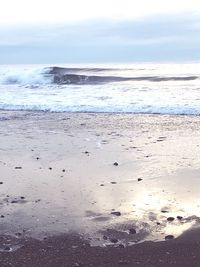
0;63;200;114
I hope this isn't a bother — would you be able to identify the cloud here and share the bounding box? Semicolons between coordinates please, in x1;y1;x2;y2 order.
1;14;200;63
1;0;200;26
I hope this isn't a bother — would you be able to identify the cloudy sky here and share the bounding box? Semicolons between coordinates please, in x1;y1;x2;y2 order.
1;0;200;63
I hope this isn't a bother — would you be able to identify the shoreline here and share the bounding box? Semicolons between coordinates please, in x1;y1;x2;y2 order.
0;111;200;266
2;109;200;117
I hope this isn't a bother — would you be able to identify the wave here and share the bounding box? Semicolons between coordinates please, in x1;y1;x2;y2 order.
0;66;198;86
1;65;200;115
0;67;52;85
1;103;200;115
48;67;199;84
51;74;198;85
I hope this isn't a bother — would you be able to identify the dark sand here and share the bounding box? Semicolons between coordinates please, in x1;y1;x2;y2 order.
1;230;200;266
0;111;200;266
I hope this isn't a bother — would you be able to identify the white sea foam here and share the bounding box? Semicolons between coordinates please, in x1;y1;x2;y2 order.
0;66;52;85
0;63;200;115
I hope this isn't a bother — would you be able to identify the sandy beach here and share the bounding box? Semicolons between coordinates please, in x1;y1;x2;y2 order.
0;111;200;266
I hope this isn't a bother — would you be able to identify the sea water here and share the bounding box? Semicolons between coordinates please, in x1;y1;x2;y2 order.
0;63;200;114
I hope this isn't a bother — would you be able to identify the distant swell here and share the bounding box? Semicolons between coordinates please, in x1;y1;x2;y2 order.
49;67;199;85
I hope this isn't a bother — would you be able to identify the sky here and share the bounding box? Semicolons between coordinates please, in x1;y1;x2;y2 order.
1;0;200;63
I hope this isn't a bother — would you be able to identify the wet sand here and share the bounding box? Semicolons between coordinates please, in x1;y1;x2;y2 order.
0;111;200;266
1;230;200;267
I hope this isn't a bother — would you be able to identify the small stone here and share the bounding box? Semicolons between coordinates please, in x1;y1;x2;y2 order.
103;235;108;240
11;200;18;204
110;182;117;184
113;162;118;166
157;139;164;142
4;246;11;251
100;184;104;186
118;244;125;249
1;215;5;218
15;167;22;169
49;167;52;170
16;232;22;237
62;169;66;172
36;157;40;160
156;222;161;225
165;235;174;240
177;216;183;220
129;228;136;234
0;182;3;184
138;178;143;182
167;217;175;222
20;196;25;199
111;211;121;216
84;151;89;154
110;238;118;243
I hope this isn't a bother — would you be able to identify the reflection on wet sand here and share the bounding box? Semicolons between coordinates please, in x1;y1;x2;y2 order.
0;111;200;251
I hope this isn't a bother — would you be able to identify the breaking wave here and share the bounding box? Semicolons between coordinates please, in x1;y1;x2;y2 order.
0;66;198;86
0;67;52;85
1;63;200;115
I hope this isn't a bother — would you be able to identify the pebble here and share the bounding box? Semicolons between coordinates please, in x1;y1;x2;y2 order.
129;228;136;234
111;211;121;216
110;238;118;243
138;178;143;182
15;232;22;237
113;162;118;166
177;216;183;220
167;217;175;222
15;167;22;169
165;235;174;240
103;235;108;240
0;182;3;184
11;200;18;204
